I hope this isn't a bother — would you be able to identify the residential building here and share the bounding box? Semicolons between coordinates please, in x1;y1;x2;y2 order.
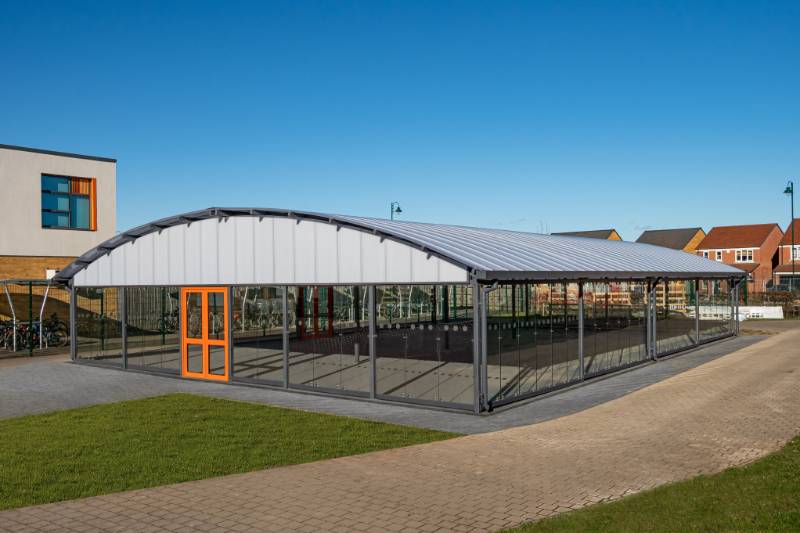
774;218;800;288
552;229;623;240
695;223;783;293
0;144;116;280
636;228;707;307
635;227;706;252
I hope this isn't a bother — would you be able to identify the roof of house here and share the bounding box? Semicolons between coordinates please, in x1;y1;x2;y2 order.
635;228;704;250
696;223;782;250
731;262;760;273
780;219;800;246
774;264;800;273
0;143;116;163
551;229;621;240
53;207;744;284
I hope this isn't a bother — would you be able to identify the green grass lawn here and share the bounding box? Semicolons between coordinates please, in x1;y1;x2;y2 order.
0;393;457;510
508;435;800;533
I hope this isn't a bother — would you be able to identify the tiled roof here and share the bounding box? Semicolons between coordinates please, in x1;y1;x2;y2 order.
552;229;619;240
697;223;781;250
774;263;800;273
636;228;703;250
731;262;760;273
779;219;800;246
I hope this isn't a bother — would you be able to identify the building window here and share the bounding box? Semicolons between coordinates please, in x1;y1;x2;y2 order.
735;249;754;263
41;174;96;230
793;245;800;261
701;251;709;259
715;251;723;261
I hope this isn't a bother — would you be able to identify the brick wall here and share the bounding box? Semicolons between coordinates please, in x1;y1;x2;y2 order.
0;255;75;280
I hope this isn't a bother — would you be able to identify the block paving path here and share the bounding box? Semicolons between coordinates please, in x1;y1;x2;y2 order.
2;329;800;532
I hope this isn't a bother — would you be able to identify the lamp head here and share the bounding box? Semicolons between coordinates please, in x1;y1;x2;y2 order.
786;182;794;196
395;205;402;214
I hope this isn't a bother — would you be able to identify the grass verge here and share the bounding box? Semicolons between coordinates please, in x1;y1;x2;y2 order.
0;393;456;510
508;435;800;532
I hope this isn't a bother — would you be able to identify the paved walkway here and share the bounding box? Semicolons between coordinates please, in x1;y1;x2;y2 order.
0;335;764;434
2;328;799;532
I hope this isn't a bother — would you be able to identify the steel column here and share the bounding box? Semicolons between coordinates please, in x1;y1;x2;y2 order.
578;282;585;381
282;286;289;388
369;285;377;400
69;282;77;361
227;286;234;382
480;285;491;412
694;279;701;344
471;280;481;413
650;282;655;358
121;287;128;369
28;281;33;356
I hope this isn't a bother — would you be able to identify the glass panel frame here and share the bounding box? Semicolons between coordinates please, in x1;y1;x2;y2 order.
181;287;229;381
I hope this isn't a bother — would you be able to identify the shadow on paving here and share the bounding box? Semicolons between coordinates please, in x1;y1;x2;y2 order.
0;334;767;434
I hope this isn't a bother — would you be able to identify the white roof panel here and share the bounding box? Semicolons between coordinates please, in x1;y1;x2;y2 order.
56;208;745;285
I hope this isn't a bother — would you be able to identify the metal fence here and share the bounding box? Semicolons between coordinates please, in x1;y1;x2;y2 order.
1;280;71;355
739;290;800;319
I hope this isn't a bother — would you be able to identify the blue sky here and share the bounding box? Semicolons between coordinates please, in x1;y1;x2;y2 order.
2;1;798;239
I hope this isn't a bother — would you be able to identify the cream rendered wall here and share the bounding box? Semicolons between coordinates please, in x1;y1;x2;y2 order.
0;147;116;257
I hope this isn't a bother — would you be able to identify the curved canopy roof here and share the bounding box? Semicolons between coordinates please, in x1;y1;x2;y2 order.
55;207;745;285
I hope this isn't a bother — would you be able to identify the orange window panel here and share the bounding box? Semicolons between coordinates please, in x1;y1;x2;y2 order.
90;178;97;231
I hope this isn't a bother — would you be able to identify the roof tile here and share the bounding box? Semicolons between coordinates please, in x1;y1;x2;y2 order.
697;224;781;250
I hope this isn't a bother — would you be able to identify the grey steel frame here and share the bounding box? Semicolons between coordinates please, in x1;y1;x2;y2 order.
70;275;743;414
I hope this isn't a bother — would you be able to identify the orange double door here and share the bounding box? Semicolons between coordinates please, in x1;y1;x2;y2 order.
181;287;229;381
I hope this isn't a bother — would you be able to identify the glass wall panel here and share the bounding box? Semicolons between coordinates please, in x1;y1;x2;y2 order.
698;279;732;341
375;285;474;406
486;283;581;405
583;282;648;377
231;286;284;384
288;286;370;395
655;280;697;354
125;287;181;372
75;287;123;365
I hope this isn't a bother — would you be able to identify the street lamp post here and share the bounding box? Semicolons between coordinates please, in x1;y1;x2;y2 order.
390;201;402;221
785;181;795;291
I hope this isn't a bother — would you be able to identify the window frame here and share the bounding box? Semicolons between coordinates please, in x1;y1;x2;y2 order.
735;248;754;263
41;174;97;231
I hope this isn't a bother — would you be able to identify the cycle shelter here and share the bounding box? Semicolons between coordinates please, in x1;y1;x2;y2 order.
181;287;228;381
58;208;745;413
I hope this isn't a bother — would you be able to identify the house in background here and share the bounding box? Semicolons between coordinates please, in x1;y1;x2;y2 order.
0;144;116;280
695;223;783;294
635;227;707;307
773;218;800;288
552;229;623;240
635;227;706;253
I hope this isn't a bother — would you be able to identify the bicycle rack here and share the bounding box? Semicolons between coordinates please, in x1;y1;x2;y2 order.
3;282;16;352
38;281;52;349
